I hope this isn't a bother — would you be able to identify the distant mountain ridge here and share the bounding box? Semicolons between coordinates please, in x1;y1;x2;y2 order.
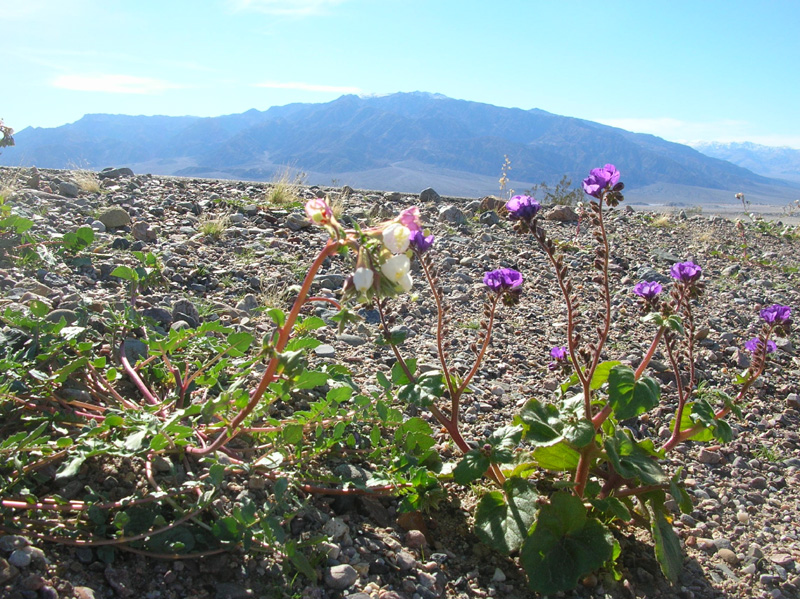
3;92;798;202
691;141;800;184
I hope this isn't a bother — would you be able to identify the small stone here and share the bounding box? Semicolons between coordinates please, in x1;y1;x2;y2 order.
322;518;349;541
492;567;506;582
8;548;32;568
0;557;19;584
742;563;757;575
74;588;98;599
737;511;750;524
395;551;416;571
750;476;768;490
323;564;358;590
235;294;260;315
405;529;427;549
98;167;134;180
698;448;722;464
545;205;578;222
285;212;311;231
314;344;335;358
718;548;739;565
770;553;795;568
40;585;59;599
0;535;31;552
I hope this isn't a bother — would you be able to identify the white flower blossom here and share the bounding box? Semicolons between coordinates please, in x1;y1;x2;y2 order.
381;254;411;287
397;272;413;292
352;267;374;293
382;223;411;254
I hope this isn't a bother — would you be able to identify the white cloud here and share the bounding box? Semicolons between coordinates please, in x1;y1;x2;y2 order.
254;81;361;93
229;0;348;16
52;74;183;95
593;117;800;149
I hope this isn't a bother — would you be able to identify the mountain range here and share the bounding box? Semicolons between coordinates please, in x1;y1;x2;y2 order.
3;92;799;204
690;142;800;184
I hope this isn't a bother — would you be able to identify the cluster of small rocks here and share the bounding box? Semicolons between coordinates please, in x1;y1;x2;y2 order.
1;166;799;599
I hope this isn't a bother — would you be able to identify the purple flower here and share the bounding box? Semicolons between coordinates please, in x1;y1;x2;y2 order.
582;164;620;198
409;230;435;253
744;337;777;354
483;268;523;292
633;281;663;300
670;261;702;283
550;346;568;361
506;194;541;221
759;304;792;325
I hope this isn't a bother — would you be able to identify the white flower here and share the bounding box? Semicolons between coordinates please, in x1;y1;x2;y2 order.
381;254;411;286
397;272;413;292
382;223;411;254
352;267;374;293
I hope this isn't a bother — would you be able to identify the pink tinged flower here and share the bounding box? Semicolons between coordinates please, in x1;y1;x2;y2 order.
396;206;422;232
352;267;374;293
670;261;702;283
381;255;412;290
304;198;333;225
483;268;523;292
382;223;411;254
506;195;541;221
582;164;620;198
744;337;777;353
633;281;663;300
550;346;568;361
760;304;792;325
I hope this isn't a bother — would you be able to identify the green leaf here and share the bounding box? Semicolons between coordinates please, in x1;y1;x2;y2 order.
283;424;304;445
391;359;416;385
487;425;523;463
266;308;285;327
669;469;694;514
474;478;539;554
226;331;254;357
649;498;683;583
297;315;325;331
375;328;407;346
603;429;667;486
532;442;581;471
520;492;614;594
293;369;328;389
56;454;87;479
516;398;594;449
326;386;352;403
453;449;490;485
397;370;444;408
376;371;391;392
590;361;621;390
29;299;50;318
111;265;137;281
285;337;321;352
607;365;660;420
589;497;632;522
124;429;147;453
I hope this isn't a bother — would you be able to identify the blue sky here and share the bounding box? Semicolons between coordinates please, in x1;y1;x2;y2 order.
4;0;799;148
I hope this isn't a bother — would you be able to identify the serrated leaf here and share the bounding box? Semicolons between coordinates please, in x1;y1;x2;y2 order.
532;442;581;471
376;371;391;392
124;429;147;453
520;492;614;594
227;331;254;357
603;429;667;485
391;358;416;385
517;398;562;445
590;361;621;390
453;449;490;485
649;499;683;583
474;478;539;554
607;365;660;420
283;423;304;445
111;265;137;281
326;386;352;403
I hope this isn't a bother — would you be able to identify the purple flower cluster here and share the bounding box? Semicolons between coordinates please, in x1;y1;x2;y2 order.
506;195;541;222
409;230;435;254
483;268;523;292
548;346;569;371
670;261;702;283
744;337;777;354
633;281;663;300
760;304;791;325
582;164;620;199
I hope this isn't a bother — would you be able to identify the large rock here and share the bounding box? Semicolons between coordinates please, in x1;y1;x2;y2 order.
419;187;441;203
438;205;467;225
323;564;358;590
58;181;80;198
98;167;134;180
545;205;578;222
97;206;131;229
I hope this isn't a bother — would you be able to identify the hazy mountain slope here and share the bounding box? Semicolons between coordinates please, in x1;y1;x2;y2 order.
692;141;800;183
3;92;797;202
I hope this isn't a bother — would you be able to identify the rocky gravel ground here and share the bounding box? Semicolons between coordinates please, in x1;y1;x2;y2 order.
1;166;799;599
